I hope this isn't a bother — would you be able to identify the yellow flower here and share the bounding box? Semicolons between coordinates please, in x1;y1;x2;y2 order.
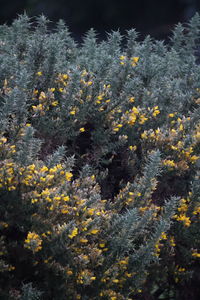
190;155;199;162
63;196;70;202
39;91;46;100
97;94;104;100
152;109;160;117
91;175;95;180
33;89;38;95
0;222;9;228
173;214;191;227
119;259;128;265
125;272;132;278
160;232;167;240
112;279;119;283
62;74;68;80
68;227;78;239
141;131;148;139
40;176;46;182
24;232;42;252
66;270;73;275
79;127;85;132
139;114;148;124
40;166;48;173
178;267;185;272
90;229;99;234
163;159;176;168
36;71;42;76
131;106;139;114
132;56;139;63
113;127;119;132
169;236;176;247
129;97;135;103
32;104;43;111
193;206;200;215
90;276;96;280
61;208;69;214
70;110;76;115
120;55;126;60
51;101;58;107
41;188;50;197
0;137;7;143
87;208;95;215
49;87;55;92
192;252;200;258
65;172;73;181
129;145;137;151
131;56;139;66
179;124;184;131
80;238;88;243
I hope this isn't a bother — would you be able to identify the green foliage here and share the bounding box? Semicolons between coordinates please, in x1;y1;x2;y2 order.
0;13;200;300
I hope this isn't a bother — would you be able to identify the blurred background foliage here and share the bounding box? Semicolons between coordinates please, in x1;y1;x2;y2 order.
0;0;200;41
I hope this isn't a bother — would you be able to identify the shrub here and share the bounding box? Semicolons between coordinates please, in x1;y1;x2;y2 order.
0;13;200;300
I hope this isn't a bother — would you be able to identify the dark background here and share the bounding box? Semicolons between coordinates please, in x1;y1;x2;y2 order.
0;0;200;41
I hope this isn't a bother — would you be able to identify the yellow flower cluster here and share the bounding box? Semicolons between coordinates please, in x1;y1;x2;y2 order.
121;105;160;130
154;232;167;257
127;106;139;126
139;114;199;173
56;73;69;89
94;88;111;112
152;106;160;117
76;269;96;285
119;55;139;67
68;227;78;239
173;198;191;226
31;72;72;115
114;182;142;208
0;161;17;191
131;56;140;67
112;103;158;134
141;128;162;141
32;88;59;115
0;136;16;158
173;265;187;283
162;159;176;169
173;214;191;227
169;236;176;247
192;251;200;258
1;58;200;299
193;205;200;215
24;232;42;252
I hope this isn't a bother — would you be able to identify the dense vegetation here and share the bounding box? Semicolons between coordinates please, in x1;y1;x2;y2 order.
0;14;200;299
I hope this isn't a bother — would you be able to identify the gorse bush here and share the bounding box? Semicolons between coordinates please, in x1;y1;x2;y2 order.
0;13;200;300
